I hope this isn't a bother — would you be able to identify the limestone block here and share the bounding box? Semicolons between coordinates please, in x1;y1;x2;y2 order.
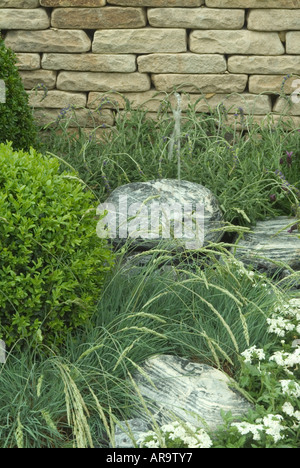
92;28;187;53
88;90;271;115
15;53;41;70
228;56;300;75
248;9;300;31
148;8;244;29
152;74;248;93
138;53;226;74
0;8;50;29
20;70;57;90
5;30;91;53
29;90;87;108
190;30;284;55
273;97;300;116
51;7;146;29
286;32;300;54
33;108;114;128
107;0;203;5
40;0;106;6
0;0;39;7
57;71;151;92
42;53;136;72
206;0;300;7
249;75;297;95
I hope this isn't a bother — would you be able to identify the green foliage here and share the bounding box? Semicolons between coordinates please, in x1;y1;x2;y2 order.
0;36;37;151
0;142;115;349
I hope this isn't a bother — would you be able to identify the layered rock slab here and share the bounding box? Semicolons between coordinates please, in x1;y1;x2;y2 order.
114;355;252;448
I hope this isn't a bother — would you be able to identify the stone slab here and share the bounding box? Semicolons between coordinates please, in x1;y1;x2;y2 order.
107;0;203;5
33;107;114;128
286;32;300;54
51;7;146;29
206;0;300;7
233;217;300;274
148;7;244;29
15;53;41;70
29;89;87;108
249;75;298;95
114;354;252;448
152;74;248;94
273;97;300;116
40;0;106;5
5;30;91;53
57;71;151;92
0;0;39;7
42;53;136;72
190;30;284;55
20;70;57;90
248;9;300;31
88;91;271;115
92;28;187;53
138;53;226;74
0;8;50;29
228;56;300;75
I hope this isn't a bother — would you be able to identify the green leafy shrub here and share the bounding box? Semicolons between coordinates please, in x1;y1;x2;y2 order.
0;35;37;150
0;142;115;349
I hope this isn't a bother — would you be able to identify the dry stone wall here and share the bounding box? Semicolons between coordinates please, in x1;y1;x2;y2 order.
1;0;300;130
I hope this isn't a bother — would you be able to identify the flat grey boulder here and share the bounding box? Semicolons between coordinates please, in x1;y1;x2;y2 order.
97;179;224;250
114;354;252;448
232;216;300;275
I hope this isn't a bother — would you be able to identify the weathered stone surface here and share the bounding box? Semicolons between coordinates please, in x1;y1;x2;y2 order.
228;56;300;75
20;70;57;90
273;97;300;116
29;90;87;108
51;7;146;29
33;107;114;128
138;53;226;74
0;8;50;29
88;91;271;115
57;71;151;92
5;30;91;53
42;53;136;72
152;74;248;94
15;53;40;70
249;75;297;95
286;32;300;54
248;9;300;31
107;0;203;5
99;179;224;249
114;355;252;448
190;30;284;55
41;0;106;6
233;217;300;276
92;28;187;53
0;0;39;7
148;8;244;29
206;0;300;7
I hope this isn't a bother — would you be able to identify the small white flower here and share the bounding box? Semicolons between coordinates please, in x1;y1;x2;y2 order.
241;345;265;364
282;402;295;416
280;380;300;398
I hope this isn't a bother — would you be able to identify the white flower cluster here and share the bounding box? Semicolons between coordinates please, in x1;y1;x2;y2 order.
241;345;265;364
269;348;300;370
137;421;213;449
267;300;300;337
232;414;286;443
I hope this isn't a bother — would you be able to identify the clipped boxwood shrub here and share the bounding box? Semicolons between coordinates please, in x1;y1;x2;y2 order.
0;142;115;349
0;35;37;151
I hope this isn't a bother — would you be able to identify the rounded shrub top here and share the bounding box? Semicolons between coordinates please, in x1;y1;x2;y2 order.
0;142;115;349
0;36;37;151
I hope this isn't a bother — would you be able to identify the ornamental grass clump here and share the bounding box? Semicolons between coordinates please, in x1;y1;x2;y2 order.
0;142;115;350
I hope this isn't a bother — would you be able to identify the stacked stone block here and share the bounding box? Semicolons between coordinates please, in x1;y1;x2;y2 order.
1;0;300;129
